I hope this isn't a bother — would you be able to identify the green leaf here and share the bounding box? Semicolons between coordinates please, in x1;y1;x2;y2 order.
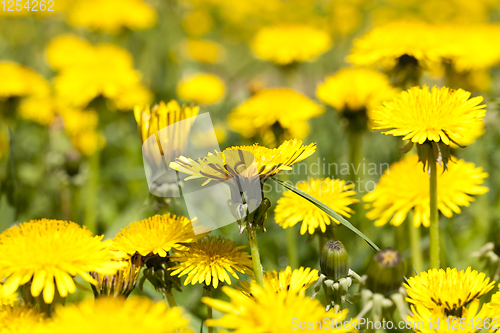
270;177;380;251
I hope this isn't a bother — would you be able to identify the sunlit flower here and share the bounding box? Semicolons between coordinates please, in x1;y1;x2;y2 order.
238;266;318;296
371;85;486;146
487;286;500;327
317;68;398;114
113;214;208;258
169;236;253;288
405;267;494;312
39;296;191;333
0;305;44;332
176;73;225;104
203;282;353;333
181;39;226;64
0;62;49;100
363;154;488;227
275;178;358;235
171;139;316;185
0;219;125;304
409;300;489;333
68;0;157;34
251;24;332;65
348;21;441;70
46;36;151;109
182;10;214;37
228;88;324;147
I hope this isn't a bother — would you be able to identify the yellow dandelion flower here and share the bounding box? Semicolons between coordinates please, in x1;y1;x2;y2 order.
275;178;359;235
18;97;56;126
409;300;489;333
113;214;208;258
363;154;488;227
0;305;44;332
39;296;191;333
437;24;500;72
317;68;398;113
111;84;153;111
251;24;332;65
405;267;494;312
0;219;125;304
238;266;319;296
228;88;324;146
0;62;49;100
45;35;93;71
170;139;316;185
348;21;441;70
487;286;500;327
176;73;225;104
203;282;353;333
371;85;486;147
68;0;157;34
46;36;149;109
182;10;213;37
181;39;226;64
169;236;253;289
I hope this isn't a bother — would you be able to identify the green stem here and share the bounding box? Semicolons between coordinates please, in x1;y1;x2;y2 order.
84;151;100;233
165;290;177;308
409;212;424;274
248;227;265;287
429;160;440;269
348;130;362;185
206;287;213;333
286;227;299;269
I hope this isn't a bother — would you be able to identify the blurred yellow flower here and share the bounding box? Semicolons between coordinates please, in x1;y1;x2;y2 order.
371;85;486;146
39;296;191;333
275;178;358;235
363;154;488;227
68;0;157;34
203;282;352;333
0;61;49;100
113;214;208;258
46;36;151;109
349;21;441;71
169;235;253;288
228;88;324;147
317;68;398;114
437;24;500;72
405;267;494;312
0;305;44;332
251;24;332;65
0;219;125;304
487;285;500;326
182;10;214;37
176;73;225;104
180;38;226;64
171;139;316;185
18;97;56;126
329;3;362;35
60;108;105;156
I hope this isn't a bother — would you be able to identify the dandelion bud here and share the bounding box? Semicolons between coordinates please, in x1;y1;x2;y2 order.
320;241;349;281
91;254;142;298
366;248;405;297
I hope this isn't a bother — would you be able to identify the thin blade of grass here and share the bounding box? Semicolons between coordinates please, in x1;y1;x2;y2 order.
271;176;380;251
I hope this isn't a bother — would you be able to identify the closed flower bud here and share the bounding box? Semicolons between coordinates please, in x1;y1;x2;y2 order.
320;241;349;281
366;248;405;297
